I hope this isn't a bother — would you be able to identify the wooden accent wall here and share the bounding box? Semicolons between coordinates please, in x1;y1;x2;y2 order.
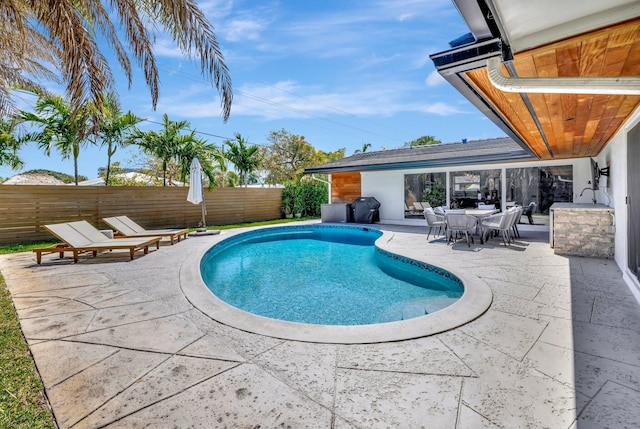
0;185;282;244
331;172;361;203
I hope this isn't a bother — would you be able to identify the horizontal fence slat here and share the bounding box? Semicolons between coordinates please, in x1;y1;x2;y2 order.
0;185;283;244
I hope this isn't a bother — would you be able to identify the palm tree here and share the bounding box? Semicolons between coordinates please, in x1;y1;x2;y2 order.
211;147;230;187
18;92;93;185
224;133;261;187
176;137;218;189
1;0;232;121
93;93;142;185
0;117;24;169
354;142;371;153
128;114;194;186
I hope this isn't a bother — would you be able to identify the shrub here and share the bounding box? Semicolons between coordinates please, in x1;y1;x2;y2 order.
282;179;328;217
422;183;446;207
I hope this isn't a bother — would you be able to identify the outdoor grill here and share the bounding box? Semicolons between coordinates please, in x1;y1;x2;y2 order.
350;197;380;224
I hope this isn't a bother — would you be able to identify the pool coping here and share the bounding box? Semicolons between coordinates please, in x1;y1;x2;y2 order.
180;225;493;344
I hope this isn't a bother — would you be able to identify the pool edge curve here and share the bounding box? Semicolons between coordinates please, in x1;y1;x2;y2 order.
180;225;493;344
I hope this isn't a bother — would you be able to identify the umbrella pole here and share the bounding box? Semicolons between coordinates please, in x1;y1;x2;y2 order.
199;175;207;230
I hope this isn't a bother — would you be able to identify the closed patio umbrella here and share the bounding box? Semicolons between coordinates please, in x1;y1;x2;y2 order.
187;157;207;230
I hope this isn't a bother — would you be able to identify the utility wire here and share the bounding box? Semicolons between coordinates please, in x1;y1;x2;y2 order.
155;64;405;143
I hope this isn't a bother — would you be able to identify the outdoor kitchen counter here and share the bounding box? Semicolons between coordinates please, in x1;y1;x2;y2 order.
549;203;615;258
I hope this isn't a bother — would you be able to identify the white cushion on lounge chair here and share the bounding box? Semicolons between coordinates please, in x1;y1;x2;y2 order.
103;216;188;244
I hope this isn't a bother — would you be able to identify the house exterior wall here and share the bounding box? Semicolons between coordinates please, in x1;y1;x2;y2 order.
355;158;591;225
597;105;640;302
361;171;404;221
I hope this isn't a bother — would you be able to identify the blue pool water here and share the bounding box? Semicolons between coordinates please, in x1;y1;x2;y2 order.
200;225;463;326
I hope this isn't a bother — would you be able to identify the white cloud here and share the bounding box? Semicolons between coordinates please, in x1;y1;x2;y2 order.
425;70;445;87
154;79;465;123
419;102;464;116
223;18;266;42
197;0;234;18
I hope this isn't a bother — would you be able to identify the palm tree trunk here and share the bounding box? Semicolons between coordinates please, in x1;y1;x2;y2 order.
105;148;112;186
74;155;79;185
162;159;167;186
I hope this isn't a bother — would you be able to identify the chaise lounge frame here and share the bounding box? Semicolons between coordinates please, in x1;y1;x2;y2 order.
33;221;161;264
102;216;188;245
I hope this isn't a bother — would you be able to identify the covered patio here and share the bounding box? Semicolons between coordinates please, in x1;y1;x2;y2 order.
2;222;639;428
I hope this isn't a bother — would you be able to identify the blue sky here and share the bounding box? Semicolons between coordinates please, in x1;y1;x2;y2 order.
2;0;505;181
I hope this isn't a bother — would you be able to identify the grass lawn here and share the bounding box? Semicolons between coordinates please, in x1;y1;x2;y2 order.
0;217;316;427
0;275;56;428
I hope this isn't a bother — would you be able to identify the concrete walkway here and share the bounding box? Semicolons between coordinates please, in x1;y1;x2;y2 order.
1;223;640;428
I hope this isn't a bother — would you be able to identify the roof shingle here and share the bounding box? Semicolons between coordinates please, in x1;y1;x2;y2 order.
304;137;535;174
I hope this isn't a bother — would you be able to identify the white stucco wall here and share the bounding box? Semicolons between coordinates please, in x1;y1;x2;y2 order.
359;158;592;225
597;105;640;301
360;170;404;221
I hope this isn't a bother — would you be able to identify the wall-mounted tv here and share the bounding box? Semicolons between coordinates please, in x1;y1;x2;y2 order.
591;158;600;190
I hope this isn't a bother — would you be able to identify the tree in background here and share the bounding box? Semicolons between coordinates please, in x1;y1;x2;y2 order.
262;129;345;184
175;137;218;188
404;135;442;147
1;0;232;122
128;114;198;186
212;147;240;187
93;93;142;185
263;129;316;184
224;133;261;187
18;92;94;185
0;117;24;169
314;147;345;165
354;142;371;153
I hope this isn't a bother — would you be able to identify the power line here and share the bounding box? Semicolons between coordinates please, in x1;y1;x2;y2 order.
256;80;407;135
155;64;405;143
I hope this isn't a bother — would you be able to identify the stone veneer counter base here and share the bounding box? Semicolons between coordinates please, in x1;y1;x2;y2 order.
550;203;615;258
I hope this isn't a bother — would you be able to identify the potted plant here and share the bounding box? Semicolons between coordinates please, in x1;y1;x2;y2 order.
282;197;294;218
293;198;303;218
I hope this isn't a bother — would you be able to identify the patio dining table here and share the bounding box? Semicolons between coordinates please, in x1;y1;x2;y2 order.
465;208;500;241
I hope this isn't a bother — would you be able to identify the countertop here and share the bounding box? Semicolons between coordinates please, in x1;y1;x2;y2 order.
550;203;613;211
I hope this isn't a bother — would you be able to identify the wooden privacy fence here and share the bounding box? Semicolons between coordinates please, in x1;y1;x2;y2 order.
0;185;283;244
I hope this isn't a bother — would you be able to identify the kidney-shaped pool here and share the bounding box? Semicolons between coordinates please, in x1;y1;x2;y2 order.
182;224;492;343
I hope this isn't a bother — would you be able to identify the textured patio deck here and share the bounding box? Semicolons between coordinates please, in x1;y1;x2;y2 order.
1;221;639;428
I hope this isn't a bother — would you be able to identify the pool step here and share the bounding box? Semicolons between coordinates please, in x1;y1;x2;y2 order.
402;304;427;320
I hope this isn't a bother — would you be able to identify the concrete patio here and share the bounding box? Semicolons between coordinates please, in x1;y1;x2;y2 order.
1;222;640;428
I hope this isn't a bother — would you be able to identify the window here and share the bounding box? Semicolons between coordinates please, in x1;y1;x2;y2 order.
449;169;501;209
506;165;573;214
404;173;446;217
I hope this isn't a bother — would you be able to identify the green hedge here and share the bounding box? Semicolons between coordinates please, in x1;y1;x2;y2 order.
282;180;328;217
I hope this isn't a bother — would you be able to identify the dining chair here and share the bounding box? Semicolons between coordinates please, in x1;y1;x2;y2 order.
445;213;476;247
424;208;446;239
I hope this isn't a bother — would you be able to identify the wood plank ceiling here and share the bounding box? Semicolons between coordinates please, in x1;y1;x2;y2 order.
463;18;640;160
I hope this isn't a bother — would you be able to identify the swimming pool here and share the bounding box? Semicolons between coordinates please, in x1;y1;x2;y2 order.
200;225;463;325
181;223;493;343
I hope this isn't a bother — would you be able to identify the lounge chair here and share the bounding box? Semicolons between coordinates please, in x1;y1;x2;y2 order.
404;202;414;215
33;221;161;264
103;216;188;244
